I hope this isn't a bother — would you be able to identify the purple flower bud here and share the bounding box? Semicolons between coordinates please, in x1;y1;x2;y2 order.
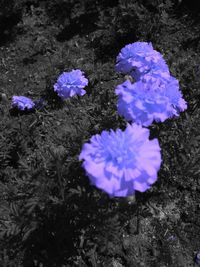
12;96;35;110
33;98;46;110
54;70;88;100
79;123;162;197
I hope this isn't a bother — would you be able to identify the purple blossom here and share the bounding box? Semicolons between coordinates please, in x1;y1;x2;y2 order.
115;77;187;127
79;123;161;197
115;42;169;80
196;252;200;264
54;70;88;100
12;96;35;110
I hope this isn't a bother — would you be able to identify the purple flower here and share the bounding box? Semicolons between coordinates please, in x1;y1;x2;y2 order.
79;123;161;197
54;70;88;99
115;42;169;80
12;96;35;110
115;77;187;126
196;252;200;264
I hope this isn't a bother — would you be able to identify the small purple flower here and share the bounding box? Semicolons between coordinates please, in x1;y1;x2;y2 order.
79;123;162;197
12;96;35;110
115;77;187;126
115;42;169;80
54;70;88;100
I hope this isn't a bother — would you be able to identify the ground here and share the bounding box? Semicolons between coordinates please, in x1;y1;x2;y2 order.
0;0;200;266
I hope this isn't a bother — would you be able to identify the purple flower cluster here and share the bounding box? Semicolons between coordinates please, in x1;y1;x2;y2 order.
79;123;161;197
10;45;187;199
115;42;187;126
54;70;88;100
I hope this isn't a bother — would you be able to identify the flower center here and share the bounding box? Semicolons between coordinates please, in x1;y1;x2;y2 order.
103;137;136;167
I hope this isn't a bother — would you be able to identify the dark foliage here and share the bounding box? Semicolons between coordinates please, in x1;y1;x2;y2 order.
0;0;200;266
0;0;23;45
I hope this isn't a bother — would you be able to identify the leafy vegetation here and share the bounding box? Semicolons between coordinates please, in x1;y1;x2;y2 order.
0;0;200;266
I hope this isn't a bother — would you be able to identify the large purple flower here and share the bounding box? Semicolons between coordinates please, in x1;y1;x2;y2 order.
11;96;35;110
115;42;170;81
54;70;88;99
115;77;187;126
79;123;161;197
